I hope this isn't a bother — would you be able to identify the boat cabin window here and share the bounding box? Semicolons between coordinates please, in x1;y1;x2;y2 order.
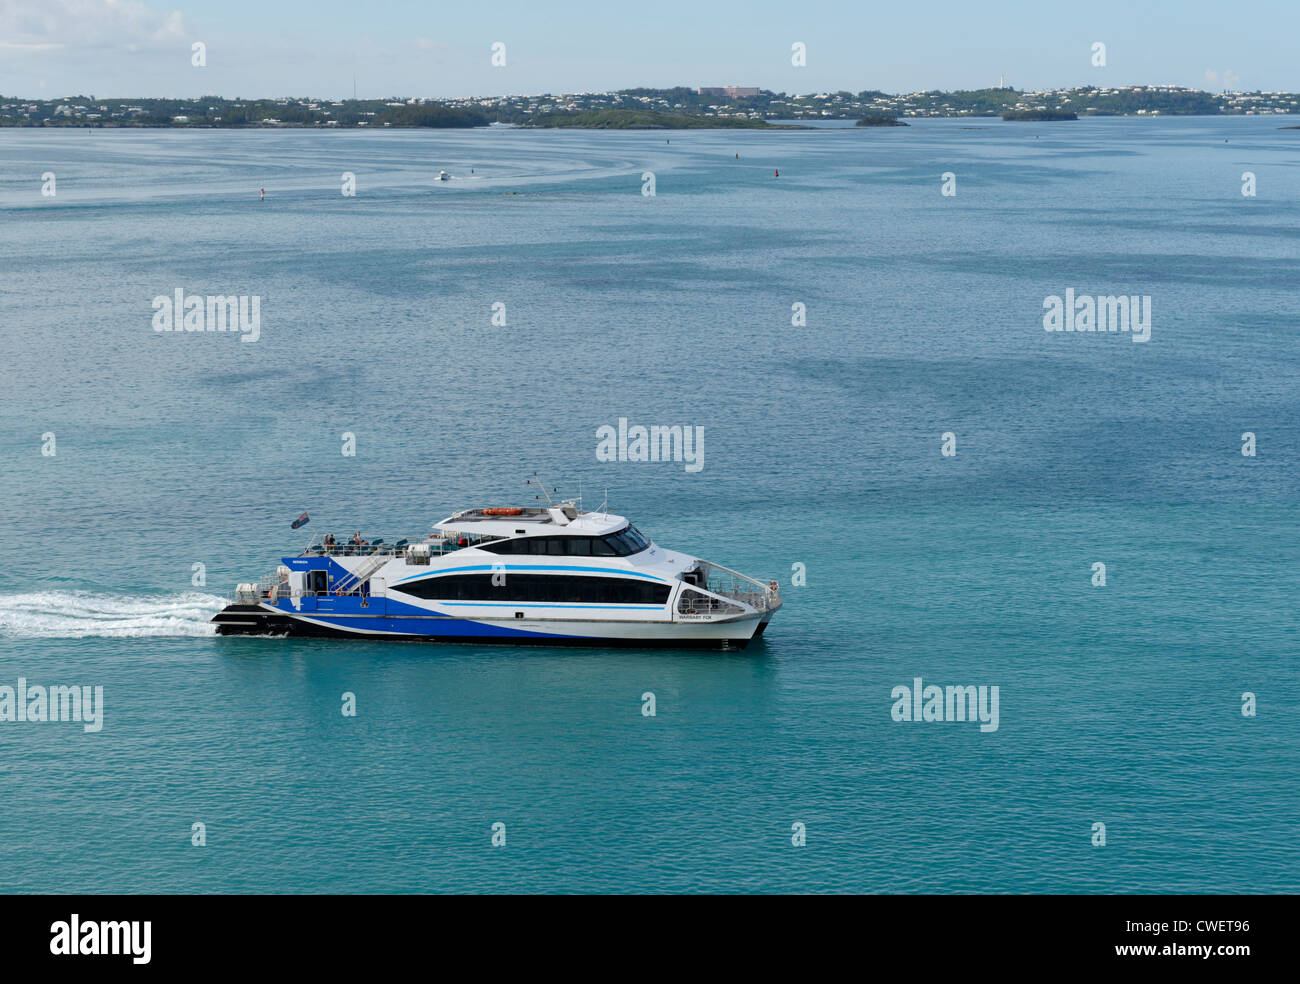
396;573;671;605
589;537;617;556
307;571;328;594
480;531;650;558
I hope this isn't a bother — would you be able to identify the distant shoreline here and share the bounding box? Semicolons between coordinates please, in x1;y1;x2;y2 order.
5;85;1297;129
0;121;817;130
5;117;1295;132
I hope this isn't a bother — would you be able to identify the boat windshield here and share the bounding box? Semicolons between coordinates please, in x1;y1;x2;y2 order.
607;525;650;554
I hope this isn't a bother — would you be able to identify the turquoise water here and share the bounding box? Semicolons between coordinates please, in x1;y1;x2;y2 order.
0;117;1296;892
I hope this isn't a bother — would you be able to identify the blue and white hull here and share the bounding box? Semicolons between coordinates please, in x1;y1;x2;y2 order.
212;598;769;647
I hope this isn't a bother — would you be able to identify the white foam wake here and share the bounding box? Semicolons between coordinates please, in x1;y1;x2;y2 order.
0;590;225;639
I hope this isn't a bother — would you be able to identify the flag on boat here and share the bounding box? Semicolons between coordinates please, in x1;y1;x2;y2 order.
291;512;310;529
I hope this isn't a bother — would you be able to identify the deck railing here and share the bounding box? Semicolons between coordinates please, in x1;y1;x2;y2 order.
299;532;504;558
232;531;488;602
697;561;781;614
676;588;744;616
302;535;424;558
234;573;376;604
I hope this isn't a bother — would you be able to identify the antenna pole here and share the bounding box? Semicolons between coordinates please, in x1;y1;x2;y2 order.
526;473;558;507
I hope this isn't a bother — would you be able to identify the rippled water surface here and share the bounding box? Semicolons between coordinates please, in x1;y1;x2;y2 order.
0;117;1296;892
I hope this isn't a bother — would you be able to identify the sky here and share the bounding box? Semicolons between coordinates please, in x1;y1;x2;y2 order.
0;0;1294;100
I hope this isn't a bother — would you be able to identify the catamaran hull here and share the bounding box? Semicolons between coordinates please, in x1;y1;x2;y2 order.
211;603;765;649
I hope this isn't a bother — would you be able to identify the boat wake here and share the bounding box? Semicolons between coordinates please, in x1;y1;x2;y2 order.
0;591;225;639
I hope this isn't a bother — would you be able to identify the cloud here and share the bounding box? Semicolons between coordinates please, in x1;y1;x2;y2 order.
1204;67;1241;89
0;40;65;51
0;0;187;50
152;9;185;42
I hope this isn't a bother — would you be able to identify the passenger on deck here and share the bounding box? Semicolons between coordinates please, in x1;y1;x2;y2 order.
352;532;367;548
323;533;336;551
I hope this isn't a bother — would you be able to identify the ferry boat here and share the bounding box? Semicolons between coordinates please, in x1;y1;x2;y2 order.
211;502;781;648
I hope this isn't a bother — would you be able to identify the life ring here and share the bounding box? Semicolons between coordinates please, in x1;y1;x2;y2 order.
769;580;779;592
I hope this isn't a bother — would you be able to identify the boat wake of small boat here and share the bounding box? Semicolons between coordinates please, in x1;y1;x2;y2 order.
0;591;225;639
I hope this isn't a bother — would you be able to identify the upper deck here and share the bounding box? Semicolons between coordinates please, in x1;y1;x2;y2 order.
292;508;634;563
433;506;628;538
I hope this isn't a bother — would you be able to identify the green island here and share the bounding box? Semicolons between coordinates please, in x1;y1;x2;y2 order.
1001;109;1078;121
856;113;908;126
369;105;489;127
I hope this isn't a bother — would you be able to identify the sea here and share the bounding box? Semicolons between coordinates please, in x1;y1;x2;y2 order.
0;115;1296;893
